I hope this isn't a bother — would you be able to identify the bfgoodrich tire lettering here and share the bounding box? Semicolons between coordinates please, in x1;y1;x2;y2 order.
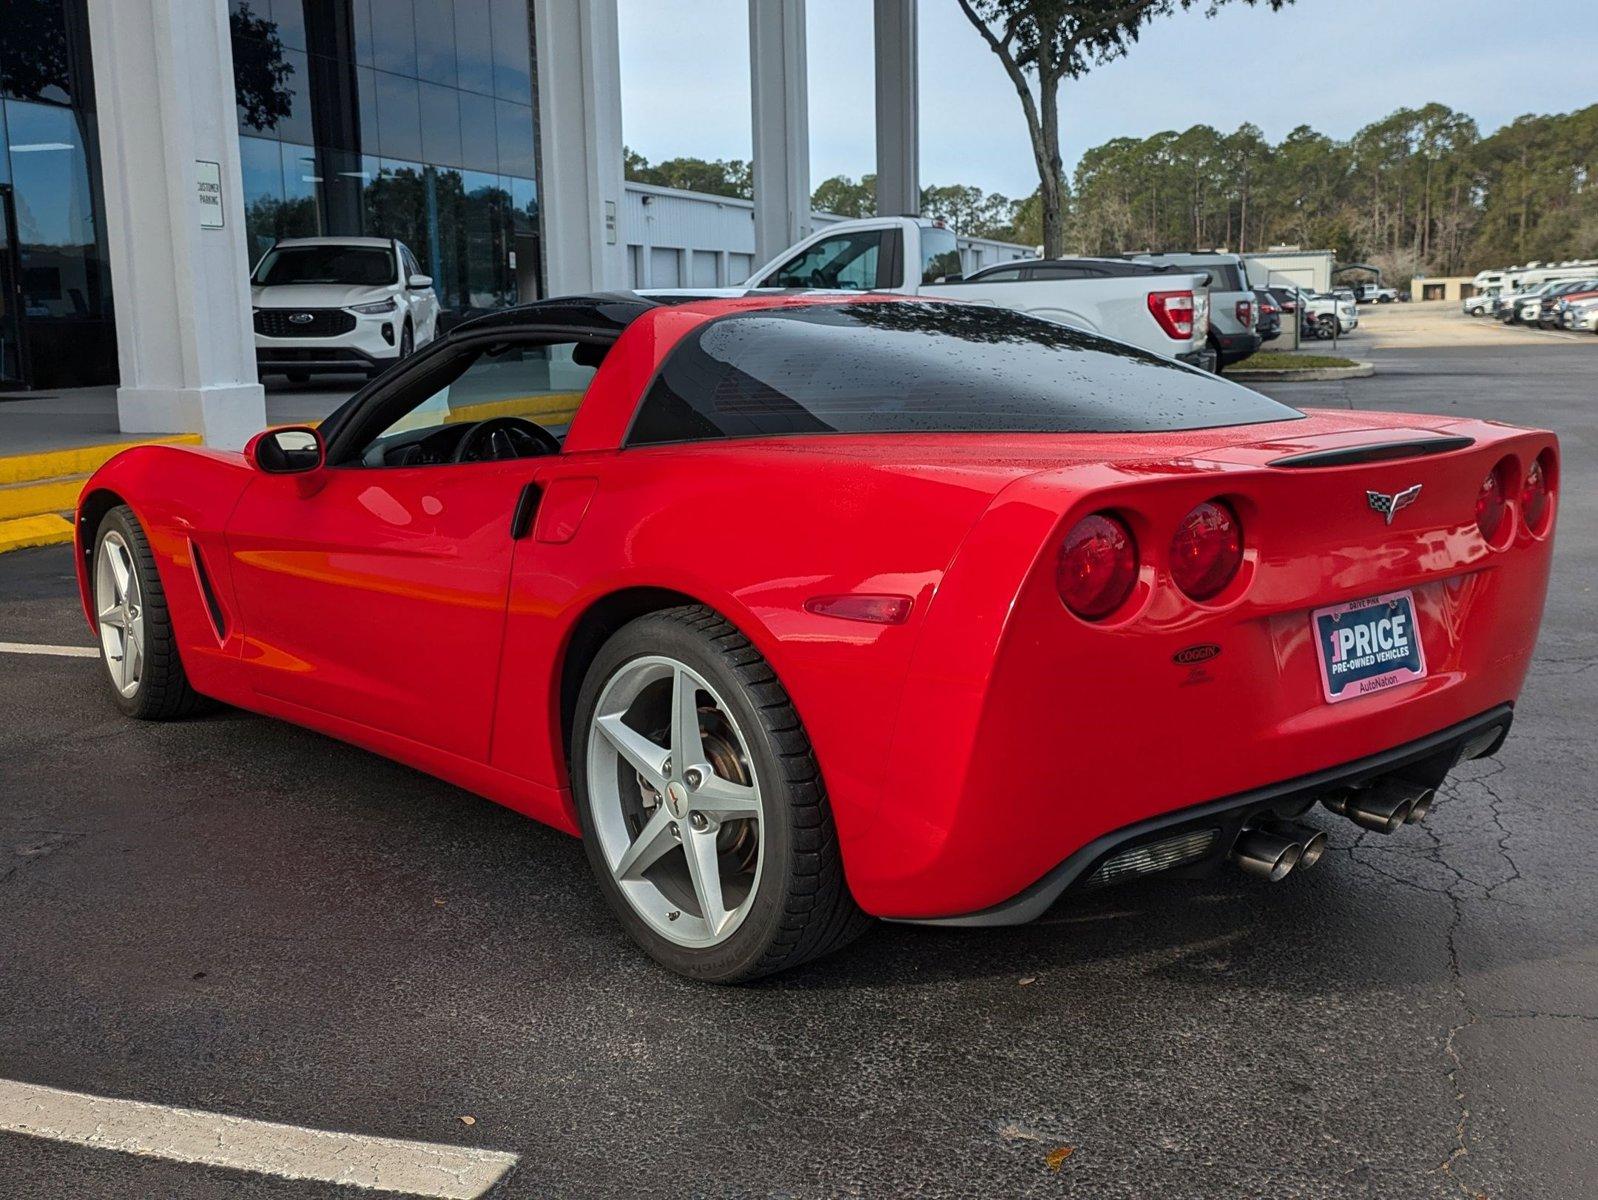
572;605;870;982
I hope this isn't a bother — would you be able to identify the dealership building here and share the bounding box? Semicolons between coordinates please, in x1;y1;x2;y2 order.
0;0;1025;448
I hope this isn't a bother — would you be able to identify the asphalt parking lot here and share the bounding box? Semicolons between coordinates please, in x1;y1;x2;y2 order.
2;314;1595;1198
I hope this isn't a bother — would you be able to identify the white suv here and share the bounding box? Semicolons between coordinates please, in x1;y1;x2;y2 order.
251;237;440;383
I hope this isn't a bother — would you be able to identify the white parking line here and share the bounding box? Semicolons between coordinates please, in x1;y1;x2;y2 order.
0;1079;519;1199
0;642;98;658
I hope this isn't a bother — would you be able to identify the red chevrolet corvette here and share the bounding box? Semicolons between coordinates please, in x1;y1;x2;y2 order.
75;294;1558;981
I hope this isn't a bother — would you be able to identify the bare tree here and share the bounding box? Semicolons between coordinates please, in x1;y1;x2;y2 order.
954;0;1289;255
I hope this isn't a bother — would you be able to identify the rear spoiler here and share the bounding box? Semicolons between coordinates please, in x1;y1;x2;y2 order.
1269;436;1475;469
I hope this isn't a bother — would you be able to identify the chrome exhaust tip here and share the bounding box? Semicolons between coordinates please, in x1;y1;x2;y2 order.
1322;780;1417;834
1259;817;1328;869
1230;827;1303;882
1404;787;1435;824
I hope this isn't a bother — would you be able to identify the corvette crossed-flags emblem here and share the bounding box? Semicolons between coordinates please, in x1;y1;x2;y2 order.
1366;484;1422;525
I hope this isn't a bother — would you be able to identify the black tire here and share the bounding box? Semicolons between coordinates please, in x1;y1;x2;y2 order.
92;506;211;720
572;605;870;983
399;320;414;359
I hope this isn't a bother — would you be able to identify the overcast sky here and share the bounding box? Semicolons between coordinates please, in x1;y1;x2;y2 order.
619;0;1597;198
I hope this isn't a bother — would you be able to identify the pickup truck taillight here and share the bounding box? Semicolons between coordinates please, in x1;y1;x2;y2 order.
1147;290;1195;340
1235;299;1254;328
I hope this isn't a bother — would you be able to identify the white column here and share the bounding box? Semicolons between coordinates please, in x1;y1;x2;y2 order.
87;0;266;449
534;0;627;295
873;0;919;217
748;0;810;264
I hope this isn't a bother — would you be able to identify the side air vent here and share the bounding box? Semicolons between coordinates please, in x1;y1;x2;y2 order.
1269;436;1474;469
189;540;228;643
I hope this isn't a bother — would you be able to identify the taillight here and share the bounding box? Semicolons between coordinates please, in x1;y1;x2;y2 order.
1235;299;1253;327
1057;513;1138;620
1476;461;1509;542
1521;450;1555;534
1169;500;1243;601
1147;290;1195;340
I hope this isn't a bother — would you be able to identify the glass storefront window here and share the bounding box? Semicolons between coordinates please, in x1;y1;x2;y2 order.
369;0;419;78
413;0;458;88
418;83;462;169
1;0;75;105
495;101;534;179
459;90;498;175
373;71;423;162
5;100;100;309
231;0;541;320
490;0;532;100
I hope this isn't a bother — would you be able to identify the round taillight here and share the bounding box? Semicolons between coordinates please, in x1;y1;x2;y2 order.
1057;513;1138;619
1476;464;1508;542
1521;452;1553;533
1169;500;1243;601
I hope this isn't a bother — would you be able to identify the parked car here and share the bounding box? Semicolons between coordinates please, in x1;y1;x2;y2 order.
1571;299;1598;333
251;236;441;382
1357;283;1399;304
1302;290;1359;337
74;291;1560;981
1121;251;1260;371
741;219;1217;370
1462;290;1497;317
1541;279;1598;329
1254;288;1282;341
1500;280;1558;324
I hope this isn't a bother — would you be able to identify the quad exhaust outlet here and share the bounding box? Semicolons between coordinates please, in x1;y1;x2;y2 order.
1322;779;1436;834
1229;818;1327;882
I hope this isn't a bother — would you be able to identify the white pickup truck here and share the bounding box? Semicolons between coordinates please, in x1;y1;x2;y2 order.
736;217;1216;370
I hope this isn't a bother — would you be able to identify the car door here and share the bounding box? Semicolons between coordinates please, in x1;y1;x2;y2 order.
224;336;598;760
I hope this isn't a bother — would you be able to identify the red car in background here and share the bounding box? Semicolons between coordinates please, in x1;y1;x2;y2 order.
74;293;1559;982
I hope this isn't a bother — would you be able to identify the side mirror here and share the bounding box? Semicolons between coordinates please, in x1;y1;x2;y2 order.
246;426;324;475
408;273;433;290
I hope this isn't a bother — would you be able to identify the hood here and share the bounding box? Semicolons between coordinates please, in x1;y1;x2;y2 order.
252;282;397;309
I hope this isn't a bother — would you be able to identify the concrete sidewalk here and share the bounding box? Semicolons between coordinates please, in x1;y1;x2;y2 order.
0;382;359;456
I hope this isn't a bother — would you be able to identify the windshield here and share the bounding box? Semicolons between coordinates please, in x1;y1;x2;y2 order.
254;245;397;287
628;303;1302;445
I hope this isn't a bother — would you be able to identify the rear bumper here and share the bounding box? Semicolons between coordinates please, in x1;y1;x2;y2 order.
1211;331;1262;367
901;705;1512;926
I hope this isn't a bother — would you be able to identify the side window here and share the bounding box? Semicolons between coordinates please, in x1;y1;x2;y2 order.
1029;265;1095;280
972;266;1025;282
400;245;422;279
345;340;607;467
761;231;885;290
919;226;963;284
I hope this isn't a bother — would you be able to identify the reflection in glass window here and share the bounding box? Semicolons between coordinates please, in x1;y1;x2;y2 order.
5;100;97;283
413;0;458;87
232;8;302;138
239;134;287;260
495;101;534;178
369;0;419;77
454;0;496;96
2;0;74;105
267;0;306;52
280;142;322;237
490;0;532;99
419;83;463;168
458;90;498;174
374;71;423;161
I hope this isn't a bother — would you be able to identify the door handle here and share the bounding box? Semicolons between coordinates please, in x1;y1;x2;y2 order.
510;481;542;540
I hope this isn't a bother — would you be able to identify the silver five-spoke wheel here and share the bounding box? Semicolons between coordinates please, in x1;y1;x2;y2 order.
586;655;764;948
95;529;145;698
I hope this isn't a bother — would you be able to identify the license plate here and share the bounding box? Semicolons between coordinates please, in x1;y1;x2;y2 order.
1311;589;1427;704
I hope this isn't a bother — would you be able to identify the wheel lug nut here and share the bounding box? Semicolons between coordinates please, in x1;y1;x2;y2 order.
689;812;709;832
685;767;703;789
669;822;680;839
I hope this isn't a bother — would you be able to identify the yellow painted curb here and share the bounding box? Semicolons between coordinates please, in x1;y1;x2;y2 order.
0;513;75;553
0;434;202;486
0;477;82;522
443;391;584;426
